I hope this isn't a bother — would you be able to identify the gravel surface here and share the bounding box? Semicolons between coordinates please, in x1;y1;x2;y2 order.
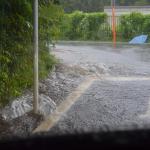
49;80;150;134
47;44;150;135
0;64;86;138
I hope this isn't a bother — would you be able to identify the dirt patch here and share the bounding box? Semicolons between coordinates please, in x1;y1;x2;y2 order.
0;112;43;140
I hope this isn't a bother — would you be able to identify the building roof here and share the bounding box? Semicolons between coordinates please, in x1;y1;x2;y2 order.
104;6;150;16
104;6;150;9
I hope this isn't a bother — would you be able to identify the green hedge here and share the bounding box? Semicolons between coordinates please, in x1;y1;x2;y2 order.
60;11;108;40
60;11;150;42
119;12;150;41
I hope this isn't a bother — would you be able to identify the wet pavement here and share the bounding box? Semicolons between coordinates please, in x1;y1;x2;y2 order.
48;43;150;134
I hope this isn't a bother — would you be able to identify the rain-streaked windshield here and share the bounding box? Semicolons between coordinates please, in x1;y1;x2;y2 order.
1;0;150;139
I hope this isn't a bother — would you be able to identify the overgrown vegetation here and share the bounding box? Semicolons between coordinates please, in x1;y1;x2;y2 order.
60;11;150;42
60;11;108;40
1;0;150;107
119;12;150;41
0;0;63;106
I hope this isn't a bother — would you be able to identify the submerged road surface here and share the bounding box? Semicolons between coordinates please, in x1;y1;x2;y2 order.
48;43;150;134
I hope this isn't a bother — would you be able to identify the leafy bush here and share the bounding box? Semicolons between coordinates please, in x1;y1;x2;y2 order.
86;13;107;40
77;16;90;40
60;15;73;40
68;11;86;39
0;1;62;106
143;15;150;37
97;23;112;41
119;12;146;40
60;11;107;40
39;3;64;43
60;11;150;42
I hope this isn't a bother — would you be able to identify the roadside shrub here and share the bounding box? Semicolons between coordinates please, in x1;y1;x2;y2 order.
0;1;62;106
39;3;64;43
39;47;58;79
69;11;86;39
97;23;112;41
60;11;150;42
77;16;90;40
119;12;145;40
86;13;107;40
143;15;150;38
59;14;72;40
60;11;107;40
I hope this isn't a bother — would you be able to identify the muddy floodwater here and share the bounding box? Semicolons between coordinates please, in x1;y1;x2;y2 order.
48;43;150;134
53;43;150;77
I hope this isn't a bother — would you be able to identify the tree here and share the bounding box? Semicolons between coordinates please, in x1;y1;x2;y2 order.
0;0;62;106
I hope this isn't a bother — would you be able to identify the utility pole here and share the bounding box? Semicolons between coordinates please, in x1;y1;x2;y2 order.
33;0;39;113
111;0;116;48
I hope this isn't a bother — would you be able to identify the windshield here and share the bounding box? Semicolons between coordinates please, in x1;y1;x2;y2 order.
0;0;150;139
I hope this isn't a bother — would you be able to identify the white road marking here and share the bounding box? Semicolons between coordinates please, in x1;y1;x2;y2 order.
139;98;150;119
33;75;150;133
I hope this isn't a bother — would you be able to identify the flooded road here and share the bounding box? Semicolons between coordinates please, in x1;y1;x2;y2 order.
53;44;150;76
47;43;150;134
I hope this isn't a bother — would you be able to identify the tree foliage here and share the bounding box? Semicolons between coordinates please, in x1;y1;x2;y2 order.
60;11;150;41
119;12;150;40
60;11;108;40
60;0;104;12
0;0;63;106
60;0;150;13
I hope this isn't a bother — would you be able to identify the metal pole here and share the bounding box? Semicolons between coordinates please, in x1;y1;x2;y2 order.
33;0;39;113
111;0;116;48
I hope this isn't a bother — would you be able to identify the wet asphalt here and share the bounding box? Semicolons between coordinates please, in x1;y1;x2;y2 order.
49;43;150;134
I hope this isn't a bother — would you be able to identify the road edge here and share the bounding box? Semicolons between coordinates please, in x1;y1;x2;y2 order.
33;76;97;133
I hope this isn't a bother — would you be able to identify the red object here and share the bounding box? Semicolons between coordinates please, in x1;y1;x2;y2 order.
112;5;116;48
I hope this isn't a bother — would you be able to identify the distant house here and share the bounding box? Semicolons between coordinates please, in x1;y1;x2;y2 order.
104;6;150;25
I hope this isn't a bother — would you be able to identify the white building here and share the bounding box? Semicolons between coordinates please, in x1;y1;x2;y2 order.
104;6;150;25
104;6;150;16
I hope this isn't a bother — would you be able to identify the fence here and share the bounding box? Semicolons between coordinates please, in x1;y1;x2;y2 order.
60;12;150;42
106;12;150;42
